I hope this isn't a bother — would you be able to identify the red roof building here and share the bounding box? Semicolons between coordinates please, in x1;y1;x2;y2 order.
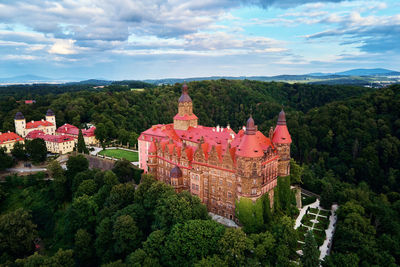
14;111;56;137
139;83;292;221
0;131;24;153
56;124;97;145
26;130;75;154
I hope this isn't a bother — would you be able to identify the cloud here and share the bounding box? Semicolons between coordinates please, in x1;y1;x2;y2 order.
48;39;78;55
240;0;350;9
305;12;400;53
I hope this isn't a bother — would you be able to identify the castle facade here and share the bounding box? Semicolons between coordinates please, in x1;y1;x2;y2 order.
138;83;291;220
14;110;97;154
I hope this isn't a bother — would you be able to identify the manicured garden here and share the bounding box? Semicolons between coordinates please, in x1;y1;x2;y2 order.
297;207;330;246
98;149;139;162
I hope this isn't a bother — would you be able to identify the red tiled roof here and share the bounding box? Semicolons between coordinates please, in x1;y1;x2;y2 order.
26;120;54;129
26;130;75;143
272;125;292;144
0;132;24;144
149;141;157;153
173;114;198;120
56;124;96;137
140;122;276;161
231;130;275;158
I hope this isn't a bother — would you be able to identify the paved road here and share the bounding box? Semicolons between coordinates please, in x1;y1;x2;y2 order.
6;167;47;173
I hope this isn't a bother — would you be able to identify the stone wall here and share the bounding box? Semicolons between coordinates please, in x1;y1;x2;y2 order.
83;154;115;171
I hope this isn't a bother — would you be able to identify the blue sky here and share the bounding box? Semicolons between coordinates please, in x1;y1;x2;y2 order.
0;0;399;80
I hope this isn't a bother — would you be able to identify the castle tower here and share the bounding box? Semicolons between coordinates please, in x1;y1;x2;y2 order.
272;109;292;176
173;83;198;130
235;116;264;200
45;109;57;135
14;112;26;137
170;165;185;193
147;140;158;177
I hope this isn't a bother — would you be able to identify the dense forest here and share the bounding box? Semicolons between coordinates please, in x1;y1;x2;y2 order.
0;80;399;266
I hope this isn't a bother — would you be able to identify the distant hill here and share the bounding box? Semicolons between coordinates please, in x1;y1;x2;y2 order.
2;68;400;85
335;68;400;76
66;79;114;86
0;74;53;83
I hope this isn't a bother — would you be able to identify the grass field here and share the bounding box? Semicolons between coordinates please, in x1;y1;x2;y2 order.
98;149;139;162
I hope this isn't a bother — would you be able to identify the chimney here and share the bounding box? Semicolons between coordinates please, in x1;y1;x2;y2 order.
227;124;230;129
217;125;220;132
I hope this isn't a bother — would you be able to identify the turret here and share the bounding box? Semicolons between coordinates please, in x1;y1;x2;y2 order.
272;109;292;176
14;112;26;137
235;116;264;200
173;83;198;130
170;165;184;192
45;109;56;134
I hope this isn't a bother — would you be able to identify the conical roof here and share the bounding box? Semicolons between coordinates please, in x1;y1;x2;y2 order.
46;109;55;116
272;109;292;144
170;165;183;178
15;112;24;120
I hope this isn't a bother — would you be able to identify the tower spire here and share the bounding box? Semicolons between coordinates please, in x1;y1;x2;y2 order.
245;115;256;135
179;82;192;103
277;108;286;125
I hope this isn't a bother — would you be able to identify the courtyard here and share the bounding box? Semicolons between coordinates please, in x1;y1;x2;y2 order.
98;148;139;162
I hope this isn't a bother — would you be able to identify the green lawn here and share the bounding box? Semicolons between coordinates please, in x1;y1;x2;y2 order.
98;149;139;162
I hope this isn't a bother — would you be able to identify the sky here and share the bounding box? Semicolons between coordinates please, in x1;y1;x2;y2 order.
0;0;399;80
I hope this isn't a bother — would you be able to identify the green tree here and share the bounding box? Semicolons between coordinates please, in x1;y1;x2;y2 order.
142;230;166;259
46;249;74;266
0;147;13;170
218;228;254;266
302;231;320;267
126;249;160;267
75;229;95;266
77;129;89;154
0;209;37;258
117;129;130;145
195;255;226;267
106;183;135;210
66;195;98;235
113;215;141;258
290;159;303;184
11;142;26;161
26;138;47;163
164;220;225;267
95;123;107;148
48;160;68;203
249;231;276;265
76;179;97;197
95;218;114;264
66;154;89;179
235;197;264;233
112;159;136;183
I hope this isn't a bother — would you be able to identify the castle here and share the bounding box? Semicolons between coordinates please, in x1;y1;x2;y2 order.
138;83;291;220
13;110;97;154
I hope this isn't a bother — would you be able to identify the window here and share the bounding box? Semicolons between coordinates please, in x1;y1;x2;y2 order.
228;191;232;198
237;186;241;193
204;179;208;186
251;188;257;195
253;179;257;185
219;179;223;185
227;181;232;187
212;186;215;193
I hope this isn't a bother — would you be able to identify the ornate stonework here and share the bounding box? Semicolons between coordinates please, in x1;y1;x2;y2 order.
138;84;292;220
